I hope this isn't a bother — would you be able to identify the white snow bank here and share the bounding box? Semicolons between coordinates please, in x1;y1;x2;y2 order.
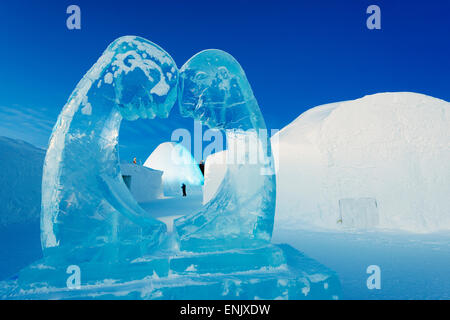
120;164;163;202
0;137;45;226
144;142;204;196
204;93;450;233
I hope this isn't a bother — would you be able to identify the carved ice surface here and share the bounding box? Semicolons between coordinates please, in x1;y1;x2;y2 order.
174;50;277;251
41;36;178;258
0;37;341;300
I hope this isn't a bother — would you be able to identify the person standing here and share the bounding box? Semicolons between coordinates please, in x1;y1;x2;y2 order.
181;183;187;197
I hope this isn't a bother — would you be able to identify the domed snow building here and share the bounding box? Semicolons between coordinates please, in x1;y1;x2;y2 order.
144;142;204;196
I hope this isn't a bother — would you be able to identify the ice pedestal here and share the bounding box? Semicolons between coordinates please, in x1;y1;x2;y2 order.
0;37;341;300
3;243;340;300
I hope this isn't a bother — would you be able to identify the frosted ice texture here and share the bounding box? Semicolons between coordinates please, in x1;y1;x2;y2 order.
41;36;178;258
174;50;276;251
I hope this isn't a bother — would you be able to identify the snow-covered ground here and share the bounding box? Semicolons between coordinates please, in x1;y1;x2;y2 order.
273;228;450;300
140;194;450;300
140;189;203;232
138;195;450;300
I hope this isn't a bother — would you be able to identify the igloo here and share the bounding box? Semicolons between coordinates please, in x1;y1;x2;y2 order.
144;142;204;196
272;93;450;233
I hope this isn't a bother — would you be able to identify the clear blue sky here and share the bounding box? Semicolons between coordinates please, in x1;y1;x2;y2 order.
0;0;448;162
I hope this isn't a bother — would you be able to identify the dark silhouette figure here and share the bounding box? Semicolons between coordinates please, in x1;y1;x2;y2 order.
181;183;187;197
199;160;205;176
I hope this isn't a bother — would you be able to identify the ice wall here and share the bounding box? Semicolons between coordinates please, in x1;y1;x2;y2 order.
41;36;178;259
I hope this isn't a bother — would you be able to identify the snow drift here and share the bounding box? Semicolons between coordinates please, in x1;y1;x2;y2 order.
0;136;45;226
0;136;44;280
204;93;450;233
144;142;204;196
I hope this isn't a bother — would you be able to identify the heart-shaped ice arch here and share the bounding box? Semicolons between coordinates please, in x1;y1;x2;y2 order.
41;36;178;257
41;37;276;260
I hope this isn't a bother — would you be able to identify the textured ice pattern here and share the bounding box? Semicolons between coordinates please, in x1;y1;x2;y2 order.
0;37;340;300
174;50;276;251
41;36;177;258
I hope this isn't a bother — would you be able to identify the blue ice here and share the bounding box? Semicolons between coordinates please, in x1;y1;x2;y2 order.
41;36;176;257
174;50;277;251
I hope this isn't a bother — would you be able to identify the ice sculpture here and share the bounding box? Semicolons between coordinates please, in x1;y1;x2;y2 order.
0;37;341;300
41;36;178;259
174;50;277;251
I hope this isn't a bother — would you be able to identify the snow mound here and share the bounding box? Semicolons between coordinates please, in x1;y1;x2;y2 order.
272;92;450;233
144;142;203;195
0;137;45;226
